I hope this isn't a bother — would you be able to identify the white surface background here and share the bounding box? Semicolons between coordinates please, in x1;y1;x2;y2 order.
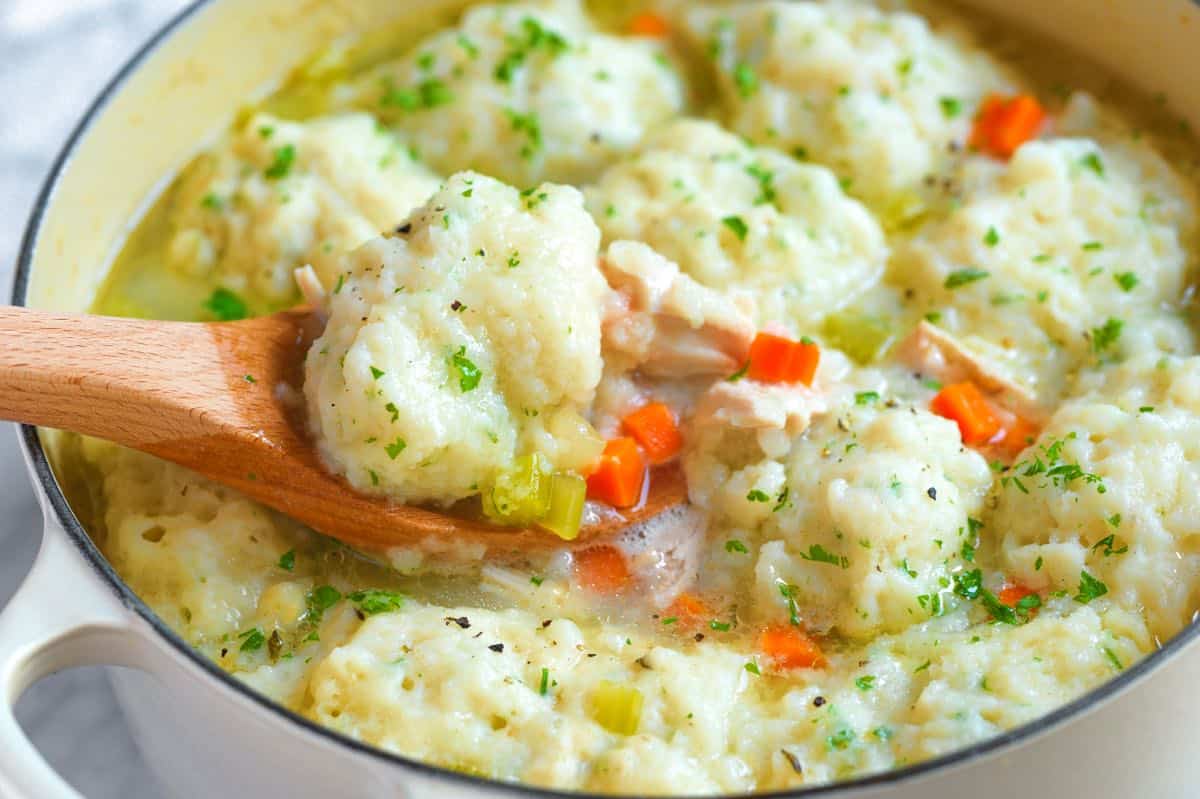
1;0;190;796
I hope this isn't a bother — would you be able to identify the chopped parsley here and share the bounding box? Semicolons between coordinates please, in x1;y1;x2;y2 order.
201;192;223;211
1081;241;1104;251
451;347;482;391
1003;433;1107;494
1080;152;1106;178
539;667;550;695
983;226;1000;247
385;402;400;423
944;268;990;289
709;620;732;632
494;17;569;83
797;544;849;569
302;585;342;627
278;550;295;571
827;729;855;751
505;108;543;159
348;589;405;615
727;359;751;382
1090;317;1124;355
243;374;256;383
733;62;759;98
778;581;801;626
745;163;777;206
369;366;385;380
746;489;770;502
382;77;454;110
855;391;879;405
744;661;761;676
1114;271;1139;292
722;215;749;241
385;437;407;460
772;487;791;513
203;288;248;321
264;144;296;180
457;34;479;58
1073;570;1109;604
954;569;983;600
725;539;749;554
939;96;962;118
855;675;876;691
1092;534;1128;557
507;251;521;268
238;628;266;652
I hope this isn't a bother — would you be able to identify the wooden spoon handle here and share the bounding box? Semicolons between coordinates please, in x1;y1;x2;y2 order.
0;306;231;446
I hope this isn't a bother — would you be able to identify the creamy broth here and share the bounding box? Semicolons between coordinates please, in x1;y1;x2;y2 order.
70;0;1200;792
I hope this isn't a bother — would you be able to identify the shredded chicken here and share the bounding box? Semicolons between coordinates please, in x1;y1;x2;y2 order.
692;380;828;437
897;320;1045;421
691;379;829;459
293;264;328;317
601;241;755;378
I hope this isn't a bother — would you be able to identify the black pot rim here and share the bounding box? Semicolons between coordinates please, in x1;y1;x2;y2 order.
11;2;1200;797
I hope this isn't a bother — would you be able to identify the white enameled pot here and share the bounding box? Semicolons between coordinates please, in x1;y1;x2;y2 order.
3;1;1200;797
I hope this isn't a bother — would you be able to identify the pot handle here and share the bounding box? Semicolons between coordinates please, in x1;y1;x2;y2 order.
0;522;151;799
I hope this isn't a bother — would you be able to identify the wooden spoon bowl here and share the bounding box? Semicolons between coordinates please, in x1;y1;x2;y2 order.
0;306;686;558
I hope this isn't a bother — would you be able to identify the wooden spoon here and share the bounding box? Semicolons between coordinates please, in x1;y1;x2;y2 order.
0;306;686;558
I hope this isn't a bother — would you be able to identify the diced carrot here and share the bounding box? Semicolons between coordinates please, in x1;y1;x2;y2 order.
575;546;632;594
622;402;683;464
970;93;1046;159
747;332;820;386
991;414;1039;459
665;592;711;625
586;437;646;508
758;624;825;670
998;583;1036;608
931;381;1002;445
629;11;670;37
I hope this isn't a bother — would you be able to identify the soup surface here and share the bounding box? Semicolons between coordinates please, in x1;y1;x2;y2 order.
66;0;1200;793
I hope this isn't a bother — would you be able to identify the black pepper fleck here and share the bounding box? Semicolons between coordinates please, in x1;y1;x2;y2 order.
394;223;412;235
488;643;504;653
927;487;937;500
813;696;826;707
446;616;471;629
781;750;804;775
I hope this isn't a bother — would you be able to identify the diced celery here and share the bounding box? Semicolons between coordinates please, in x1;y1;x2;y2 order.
481;454;551;525
589;681;643;736
822;310;894;365
539;473;586;541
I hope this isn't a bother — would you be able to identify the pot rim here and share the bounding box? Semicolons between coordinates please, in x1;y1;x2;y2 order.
11;2;1200;796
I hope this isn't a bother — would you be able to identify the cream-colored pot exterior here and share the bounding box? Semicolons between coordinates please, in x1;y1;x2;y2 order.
3;1;1200;797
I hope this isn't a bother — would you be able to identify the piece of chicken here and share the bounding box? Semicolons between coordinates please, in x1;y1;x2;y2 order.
601;241;755;378
897;320;1045;422
691;379;829;459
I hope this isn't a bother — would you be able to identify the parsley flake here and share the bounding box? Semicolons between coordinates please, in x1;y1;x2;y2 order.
1073;570;1109;604
264;144;296;180
204;288;248;321
722;215;749;241
451;346;482;391
944;268;990;289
